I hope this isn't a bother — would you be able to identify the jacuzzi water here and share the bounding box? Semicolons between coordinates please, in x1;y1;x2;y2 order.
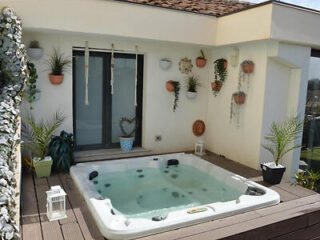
71;153;280;240
94;165;243;219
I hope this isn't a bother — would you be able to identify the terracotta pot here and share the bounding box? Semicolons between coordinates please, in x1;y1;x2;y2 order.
49;74;64;85
166;80;175;92
196;57;207;68
242;62;254;74
233;93;246;104
223;60;228;70
211;81;223;92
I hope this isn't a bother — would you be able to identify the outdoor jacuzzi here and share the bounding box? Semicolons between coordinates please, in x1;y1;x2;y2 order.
70;153;280;240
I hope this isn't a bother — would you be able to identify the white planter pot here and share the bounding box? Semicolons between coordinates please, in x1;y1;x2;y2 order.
159;58;172;70
186;91;197;99
27;48;43;60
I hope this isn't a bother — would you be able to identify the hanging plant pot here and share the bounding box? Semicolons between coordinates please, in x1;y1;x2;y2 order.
233;91;246;105
241;60;254;74
186;91;197;99
211;81;223;92
166;80;175;92
196;58;207;68
49;74;64;85
159;58;172;70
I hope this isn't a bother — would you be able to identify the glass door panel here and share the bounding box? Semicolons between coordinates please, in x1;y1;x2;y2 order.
74;53;105;148
111;55;137;143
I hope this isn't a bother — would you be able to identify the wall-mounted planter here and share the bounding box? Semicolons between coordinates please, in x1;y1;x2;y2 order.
186;91;197;99
233;91;246;105
27;48;43;60
196;57;206;68
49;74;64;85
211;81;223;92
159;58;172;70
166;80;175;92
179;58;193;74
241;60;254;74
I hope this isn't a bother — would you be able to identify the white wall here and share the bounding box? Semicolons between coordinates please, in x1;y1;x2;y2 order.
205;41;269;170
22;31;210;153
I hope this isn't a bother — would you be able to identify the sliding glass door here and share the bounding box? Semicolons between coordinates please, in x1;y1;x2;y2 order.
73;51;143;150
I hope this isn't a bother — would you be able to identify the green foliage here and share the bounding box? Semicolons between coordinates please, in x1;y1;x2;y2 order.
26;61;38;108
186;76;200;93
21;112;65;159
49;131;74;173
48;48;71;75
296;170;320;192
262;116;303;165
171;81;180;112
213;58;227;83
200;49;206;59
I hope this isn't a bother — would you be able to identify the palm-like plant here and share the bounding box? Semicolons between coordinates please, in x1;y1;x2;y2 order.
22;112;65;159
48;48;71;75
262;116;303;166
186;76;200;93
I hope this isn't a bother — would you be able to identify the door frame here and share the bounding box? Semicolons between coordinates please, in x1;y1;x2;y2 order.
72;50;144;151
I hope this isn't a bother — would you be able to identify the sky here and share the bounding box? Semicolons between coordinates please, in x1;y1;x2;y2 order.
247;0;320;10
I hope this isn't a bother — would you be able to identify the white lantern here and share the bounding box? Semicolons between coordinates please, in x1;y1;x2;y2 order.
46;185;67;221
195;138;205;156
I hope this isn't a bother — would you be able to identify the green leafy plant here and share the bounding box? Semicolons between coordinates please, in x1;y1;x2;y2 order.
213;58;227;83
48;48;71;75
186;76;200;93
21;111;65;159
199;49;205;59
262;116;303;166
296;170;320;192
171;81;180;112
29;40;40;48
26;61;38;108
49;131;74;173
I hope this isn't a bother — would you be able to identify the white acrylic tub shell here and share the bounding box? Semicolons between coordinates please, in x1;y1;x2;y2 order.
70;153;280;240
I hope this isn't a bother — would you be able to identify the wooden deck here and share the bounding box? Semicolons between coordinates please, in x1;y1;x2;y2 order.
21;152;320;240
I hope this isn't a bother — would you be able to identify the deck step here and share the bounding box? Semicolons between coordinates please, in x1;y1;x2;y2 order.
74;148;152;162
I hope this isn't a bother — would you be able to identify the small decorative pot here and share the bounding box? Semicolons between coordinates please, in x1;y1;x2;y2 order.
27;48;43;60
166;80;175;92
211;81;223;92
233;92;246;104
223;60;228;70
120;137;135;152
49;74;64;85
261;163;286;184
159;58;172;70
33;156;53;178
196;57;207;68
186;91;197;99
241;61;254;74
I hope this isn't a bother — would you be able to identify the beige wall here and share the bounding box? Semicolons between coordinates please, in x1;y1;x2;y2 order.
0;0;217;46
21;31;210;153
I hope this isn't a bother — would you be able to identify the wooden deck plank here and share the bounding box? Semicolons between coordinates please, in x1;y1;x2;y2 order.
47;175;77;224
33;176;64;240
269;185;299;202
21;173;43;240
61;222;85;240
275;182;317;197
272;221;320;240
59;174;104;240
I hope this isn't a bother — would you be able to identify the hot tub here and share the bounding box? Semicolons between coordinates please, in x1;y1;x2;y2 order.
70;153;280;240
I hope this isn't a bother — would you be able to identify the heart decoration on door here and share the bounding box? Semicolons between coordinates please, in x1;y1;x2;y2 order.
119;117;138;137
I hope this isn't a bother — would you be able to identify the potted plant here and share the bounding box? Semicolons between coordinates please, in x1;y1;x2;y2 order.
27;40;43;60
196;50;207;68
166;80;180;111
49;131;74;173
21;112;65;178
119;117;137;152
48;48;71;85
212;58;227;95
186;76;200;99
233;91;246;105
241;60;254;74
261;117;303;184
26;61;40;109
